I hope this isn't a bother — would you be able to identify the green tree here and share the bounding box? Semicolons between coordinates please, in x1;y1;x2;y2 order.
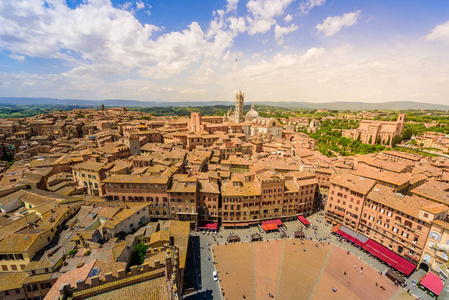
357;132;361;141
401;127;413;140
375;135;381;145
391;135;402;147
134;243;149;264
368;136;372;144
386;136;391;146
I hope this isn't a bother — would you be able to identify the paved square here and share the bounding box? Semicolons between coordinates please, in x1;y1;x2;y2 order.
213;239;414;300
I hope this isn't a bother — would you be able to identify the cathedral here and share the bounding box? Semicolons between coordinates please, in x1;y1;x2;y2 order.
223;90;245;123
222;90;283;138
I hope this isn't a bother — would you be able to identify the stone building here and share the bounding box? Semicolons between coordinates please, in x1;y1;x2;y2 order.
343;114;406;145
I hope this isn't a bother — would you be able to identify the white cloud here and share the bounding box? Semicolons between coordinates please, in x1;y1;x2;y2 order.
0;0;238;82
226;0;239;14
299;0;326;15
8;53;25;62
136;1;145;10
425;20;449;42
181;88;206;95
316;10;361;36
228;16;246;35
274;23;298;44
246;0;295;35
284;14;293;23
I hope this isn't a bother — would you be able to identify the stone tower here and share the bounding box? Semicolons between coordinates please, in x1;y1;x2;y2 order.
397;113;406;135
235;90;244;123
124;134;141;156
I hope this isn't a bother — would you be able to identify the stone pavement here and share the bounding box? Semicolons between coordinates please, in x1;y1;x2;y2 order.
183;212;431;300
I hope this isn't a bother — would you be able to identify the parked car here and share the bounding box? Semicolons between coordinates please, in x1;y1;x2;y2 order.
213;271;218;281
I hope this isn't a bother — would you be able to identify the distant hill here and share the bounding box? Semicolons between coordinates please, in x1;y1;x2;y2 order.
0;97;448;111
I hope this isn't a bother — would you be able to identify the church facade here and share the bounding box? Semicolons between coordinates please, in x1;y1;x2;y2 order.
190;90;282;139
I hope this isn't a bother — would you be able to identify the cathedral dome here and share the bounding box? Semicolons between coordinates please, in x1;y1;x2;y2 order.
245;104;259;119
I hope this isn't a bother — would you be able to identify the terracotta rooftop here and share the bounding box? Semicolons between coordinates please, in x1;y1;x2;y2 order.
331;172;376;195
44;259;96;300
0;272;27;291
85;276;170;300
367;184;448;219
352;166;412;186
411;180;449;205
73;161;105;171
103;174;170;185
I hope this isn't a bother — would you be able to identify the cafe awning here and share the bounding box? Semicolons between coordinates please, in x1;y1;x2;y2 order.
261;219;283;226
420;272;443;296
297;215;310;226
362;239;415;276
294;230;305;238
198;222;218;230
263;223;278;231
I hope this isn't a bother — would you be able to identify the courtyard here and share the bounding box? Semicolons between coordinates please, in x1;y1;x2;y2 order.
213;240;408;300
184;212;429;300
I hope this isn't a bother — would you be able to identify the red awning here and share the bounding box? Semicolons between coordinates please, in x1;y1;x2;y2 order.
261;219;283;226
354;240;364;247
263;223;278;231
198;222;218;230
362;240;415;276
420;272;443;296
297;215;310;226
331;223;342;233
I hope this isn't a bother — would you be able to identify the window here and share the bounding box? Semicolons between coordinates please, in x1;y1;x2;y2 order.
387;211;392;217
424;213;429;218
380;208;385;214
372;205;377;210
393;227;399;233
430;231;441;241
402;231;409;238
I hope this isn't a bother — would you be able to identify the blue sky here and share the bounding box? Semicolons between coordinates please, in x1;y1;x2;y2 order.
1;0;449;104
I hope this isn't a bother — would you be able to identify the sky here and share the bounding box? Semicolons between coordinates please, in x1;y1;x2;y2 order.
1;0;449;104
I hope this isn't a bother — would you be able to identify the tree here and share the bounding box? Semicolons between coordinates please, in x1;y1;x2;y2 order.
375;135;381;145
368;136;372;144
386;136;391;146
357;132;361;141
401;127;413;140
134;243;149;264
391;135;402;147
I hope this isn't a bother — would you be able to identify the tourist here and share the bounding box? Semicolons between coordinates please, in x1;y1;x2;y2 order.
344;271;346;275
332;287;337;292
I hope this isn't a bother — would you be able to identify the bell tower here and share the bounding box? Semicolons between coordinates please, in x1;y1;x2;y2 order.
235;90;244;123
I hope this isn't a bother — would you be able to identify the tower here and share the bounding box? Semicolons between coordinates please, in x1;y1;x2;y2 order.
189;112;202;132
124;134;141;156
397;113;406;135
235;90;244;123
